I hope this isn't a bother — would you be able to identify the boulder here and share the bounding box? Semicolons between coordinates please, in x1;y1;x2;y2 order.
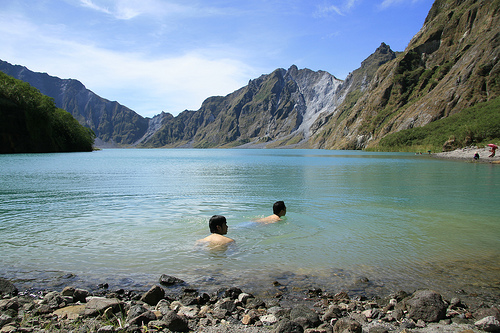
53;304;86;320
216;299;236;312
140;285;165;306
332;318;362;333
126;304;156;326
73;288;90;303
223;287;242;299
163;310;189;332
475;307;500;321
0;314;13;327
290;305;321;328
155;299;171;315
61;286;75;297
177;305;199;319
83;297;122;317
275;319;305;333
0;298;20;314
260;314;278;325
475;316;500;332
405;290;447;322
41;291;66;309
322;305;342;322
0;279;17;297
238;292;253;304
158;274;184;286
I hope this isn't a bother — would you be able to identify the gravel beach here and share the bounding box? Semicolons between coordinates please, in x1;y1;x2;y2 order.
1;275;499;333
433;147;500;163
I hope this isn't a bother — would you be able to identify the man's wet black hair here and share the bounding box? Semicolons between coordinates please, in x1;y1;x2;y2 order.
273;201;286;215
209;215;226;233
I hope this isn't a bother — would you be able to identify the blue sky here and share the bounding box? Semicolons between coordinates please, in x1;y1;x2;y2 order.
0;0;434;117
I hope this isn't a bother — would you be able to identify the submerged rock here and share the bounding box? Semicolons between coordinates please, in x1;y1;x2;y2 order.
405;290;447;322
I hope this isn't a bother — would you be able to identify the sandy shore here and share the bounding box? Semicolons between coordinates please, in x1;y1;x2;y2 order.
432;146;500;163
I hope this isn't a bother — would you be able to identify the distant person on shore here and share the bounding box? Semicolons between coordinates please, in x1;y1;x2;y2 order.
255;201;286;224
197;215;234;247
489;146;497;157
474;152;480;160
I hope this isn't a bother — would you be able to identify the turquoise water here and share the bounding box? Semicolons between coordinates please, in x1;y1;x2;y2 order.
1;149;499;298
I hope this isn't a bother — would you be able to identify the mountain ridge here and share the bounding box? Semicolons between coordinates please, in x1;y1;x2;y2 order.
1;0;498;150
0;60;155;147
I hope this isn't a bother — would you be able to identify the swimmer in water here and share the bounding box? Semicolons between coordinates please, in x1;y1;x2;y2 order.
255;201;286;224
197;215;234;247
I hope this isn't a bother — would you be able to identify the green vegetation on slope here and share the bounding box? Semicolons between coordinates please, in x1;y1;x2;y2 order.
0;71;95;153
374;96;500;152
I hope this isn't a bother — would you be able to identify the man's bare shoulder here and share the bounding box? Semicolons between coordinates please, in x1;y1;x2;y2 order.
197;234;234;246
255;214;281;224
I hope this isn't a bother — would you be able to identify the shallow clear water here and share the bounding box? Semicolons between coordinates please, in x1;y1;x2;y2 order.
1;149;499;299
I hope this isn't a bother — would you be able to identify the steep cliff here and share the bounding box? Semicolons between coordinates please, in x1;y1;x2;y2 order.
0;60;152;147
310;0;500;149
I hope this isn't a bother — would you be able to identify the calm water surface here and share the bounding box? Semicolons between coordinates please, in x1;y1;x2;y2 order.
1;149;499;299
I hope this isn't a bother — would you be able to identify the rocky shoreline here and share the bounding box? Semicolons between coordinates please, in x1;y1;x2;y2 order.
432;147;500;163
1;275;499;333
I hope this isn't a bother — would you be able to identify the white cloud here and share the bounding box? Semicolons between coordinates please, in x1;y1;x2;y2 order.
314;0;360;17
0;11;255;117
378;0;423;10
80;0;112;16
314;4;343;17
79;0;223;20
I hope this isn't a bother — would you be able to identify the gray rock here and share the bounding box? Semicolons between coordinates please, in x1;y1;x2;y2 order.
158;274;184;286
246;297;266;309
83;297;122;317
0;314;13;327
163;310;189;332
475;316;500;332
74;288;90;303
42;291;66;309
290;304;321;328
0;279;17;297
260;314;278;325
224;287;243;299
268;306;290;319
217;299;236;312
0;298;20;313
126;304;156;326
178;305;199;319
140;285;165;306
475;307;500;321
61;286;75;297
405;290;447;322
155;299;171;316
275;319;304;333
322;305;342;322
238;292;253;304
332;318;362;333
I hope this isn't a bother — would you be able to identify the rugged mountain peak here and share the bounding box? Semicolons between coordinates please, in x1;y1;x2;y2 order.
361;42;397;69
310;0;500;150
